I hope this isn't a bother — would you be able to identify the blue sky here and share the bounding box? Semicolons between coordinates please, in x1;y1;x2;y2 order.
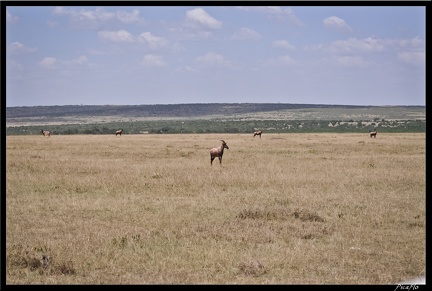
5;5;426;107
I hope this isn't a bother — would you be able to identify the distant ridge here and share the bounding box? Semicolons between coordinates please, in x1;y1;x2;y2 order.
5;103;426;133
6;103;423;119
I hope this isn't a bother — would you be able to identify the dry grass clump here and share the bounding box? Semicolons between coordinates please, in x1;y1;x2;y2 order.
6;133;425;284
7;244;76;276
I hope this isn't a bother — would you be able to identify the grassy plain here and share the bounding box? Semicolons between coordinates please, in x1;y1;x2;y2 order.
6;133;425;284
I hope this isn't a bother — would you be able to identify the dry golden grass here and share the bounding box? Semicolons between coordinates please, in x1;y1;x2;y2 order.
6;133;425;284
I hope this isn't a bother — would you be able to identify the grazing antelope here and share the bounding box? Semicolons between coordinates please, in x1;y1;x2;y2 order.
41;130;51;137
210;140;229;165
115;129;123;136
253;130;263;139
370;130;377;138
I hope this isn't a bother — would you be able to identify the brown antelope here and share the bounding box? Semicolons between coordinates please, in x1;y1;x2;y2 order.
210;140;229;165
253;130;263;139
115;129;123;136
370;130;377;138
41;130;51;137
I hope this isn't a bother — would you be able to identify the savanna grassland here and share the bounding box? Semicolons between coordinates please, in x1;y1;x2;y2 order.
6;133;425;284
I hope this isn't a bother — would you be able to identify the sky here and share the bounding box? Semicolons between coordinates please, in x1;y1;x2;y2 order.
5;5;426;107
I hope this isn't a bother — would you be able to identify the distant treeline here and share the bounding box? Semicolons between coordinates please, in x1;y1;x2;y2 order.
6;119;425;135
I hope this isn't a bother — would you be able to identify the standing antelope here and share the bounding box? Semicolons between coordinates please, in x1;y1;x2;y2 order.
115;129;123;136
253;130;263;139
210;140;229;165
370;130;377;138
41;130;51;137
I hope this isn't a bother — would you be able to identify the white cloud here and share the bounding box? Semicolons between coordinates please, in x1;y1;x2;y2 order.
171;42;185;53
11;42;24;49
264;55;296;67
173;66;199;73
236;6;303;26
39;57;57;68
116;9;144;24
141;54;166;68
138;32;169;49
196;52;231;68
59;56;89;67
8;42;37;54
81;7;114;21
231;27;261;41
53;6;114;21
72;56;88;65
305;36;425;56
53;6;67;15
6;10;19;23
399;36;424;48
184;66;198;72
193;31;216;39
323;16;352;33
272;40;295;50
98;30;134;42
166;19;217;41
305;37;386;53
398;51;425;65
185;8;222;29
278;55;295;65
37;55;89;69
52;7;144;28
333;37;385;52
46;20;59;28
